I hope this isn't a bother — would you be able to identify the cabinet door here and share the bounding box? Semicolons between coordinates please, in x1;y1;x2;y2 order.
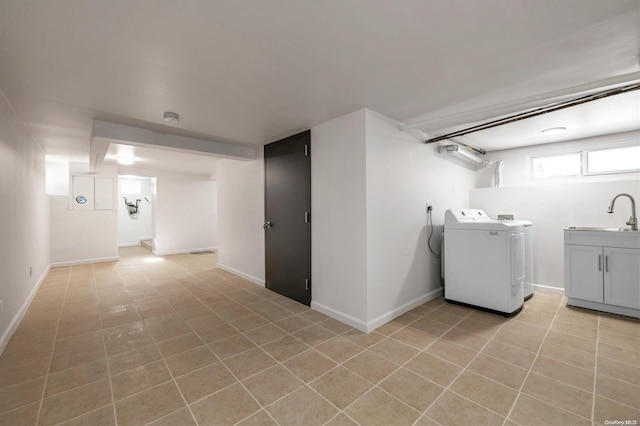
565;245;603;302
94;177;115;210
604;247;640;309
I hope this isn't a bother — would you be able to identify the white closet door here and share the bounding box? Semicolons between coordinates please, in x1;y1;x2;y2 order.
94;177;115;210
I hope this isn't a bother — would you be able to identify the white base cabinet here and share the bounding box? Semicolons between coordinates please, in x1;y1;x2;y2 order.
564;229;640;318
604;247;640;310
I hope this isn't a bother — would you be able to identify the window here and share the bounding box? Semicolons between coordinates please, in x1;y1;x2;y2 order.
120;179;141;195
586;145;640;174
533;144;640;179
532;153;581;178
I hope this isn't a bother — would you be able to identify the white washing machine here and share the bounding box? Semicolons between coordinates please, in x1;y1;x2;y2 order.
444;209;526;316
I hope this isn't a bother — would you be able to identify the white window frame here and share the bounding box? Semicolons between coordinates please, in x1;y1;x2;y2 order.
531;152;583;179
532;142;640;179
583;145;640;176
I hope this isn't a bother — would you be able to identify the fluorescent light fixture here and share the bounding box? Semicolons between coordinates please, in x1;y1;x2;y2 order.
439;144;489;167
117;156;135;165
542;126;566;135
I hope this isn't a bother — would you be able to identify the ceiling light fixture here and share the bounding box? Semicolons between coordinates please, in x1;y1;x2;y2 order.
541;126;567;135
163;111;180;124
117;156;135;165
439;144;490;167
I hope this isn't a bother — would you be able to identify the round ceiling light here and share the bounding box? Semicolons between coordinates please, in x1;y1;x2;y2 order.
117;156;135;165
163;111;180;124
542;126;567;135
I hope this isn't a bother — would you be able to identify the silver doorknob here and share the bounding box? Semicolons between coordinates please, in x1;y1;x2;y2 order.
263;221;273;229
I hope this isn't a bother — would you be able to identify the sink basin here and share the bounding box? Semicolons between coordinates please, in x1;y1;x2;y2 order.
566;226;637;232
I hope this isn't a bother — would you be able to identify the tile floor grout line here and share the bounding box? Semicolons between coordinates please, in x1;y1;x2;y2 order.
94;263;120;426
320;305;477;426
416;307;512;426
167;258;308;426
143;405;191;426
364;302;490;424
503;296;565;424
217;308;381;425
4;249;637;426
145;263;220;426
510;391;595;424
181;297;306;426
213;345;283;425
591;311;601;424
34;266;71;425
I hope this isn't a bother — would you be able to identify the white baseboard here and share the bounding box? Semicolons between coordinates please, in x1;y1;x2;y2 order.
118;242;142;247
533;283;565;295
366;287;443;332
310;301;369;332
0;264;51;355
50;256;119;268
152;247;218;256
216;263;265;287
312;287;444;333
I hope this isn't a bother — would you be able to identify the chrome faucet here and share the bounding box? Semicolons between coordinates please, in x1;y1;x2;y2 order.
607;193;638;231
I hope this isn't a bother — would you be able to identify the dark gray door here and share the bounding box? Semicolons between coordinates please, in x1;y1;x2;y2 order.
264;130;311;306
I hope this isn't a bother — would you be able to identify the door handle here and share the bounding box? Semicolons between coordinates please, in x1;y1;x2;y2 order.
263;221;273;229
598;255;602;272
605;255;608;272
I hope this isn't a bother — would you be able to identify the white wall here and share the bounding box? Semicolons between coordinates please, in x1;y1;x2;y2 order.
117;177;153;247
0;91;50;353
311;109;369;324
471;131;640;291
214;108;476;331
471;181;640;290
217;152;265;284
49;194;119;266
365;110;475;328
475;131;639;188
154;172;218;255
311;109;475;331
50;166;218;263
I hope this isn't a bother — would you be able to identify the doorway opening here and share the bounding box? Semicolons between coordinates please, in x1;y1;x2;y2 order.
117;176;156;252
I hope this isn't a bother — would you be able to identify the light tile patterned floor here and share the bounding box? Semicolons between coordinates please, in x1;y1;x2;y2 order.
0;246;638;425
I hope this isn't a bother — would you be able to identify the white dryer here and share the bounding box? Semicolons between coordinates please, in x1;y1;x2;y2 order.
444;209;525;316
511;220;534;300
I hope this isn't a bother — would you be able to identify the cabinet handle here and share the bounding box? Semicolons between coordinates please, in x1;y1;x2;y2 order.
598;255;602;272
605;255;609;272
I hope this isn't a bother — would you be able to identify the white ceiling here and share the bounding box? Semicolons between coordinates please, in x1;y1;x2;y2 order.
0;0;638;174
433;88;640;152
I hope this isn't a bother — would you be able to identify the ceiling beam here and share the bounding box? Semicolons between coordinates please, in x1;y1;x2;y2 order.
401;72;640;135
90;120;257;172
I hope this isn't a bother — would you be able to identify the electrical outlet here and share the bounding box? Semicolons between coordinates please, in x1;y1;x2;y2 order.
426;204;433;213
